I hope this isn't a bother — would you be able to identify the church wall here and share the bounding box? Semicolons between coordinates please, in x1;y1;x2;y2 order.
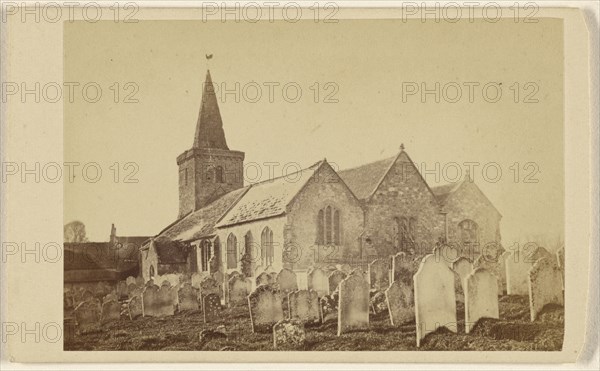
364;152;445;258
140;241;158;282
285;163;364;270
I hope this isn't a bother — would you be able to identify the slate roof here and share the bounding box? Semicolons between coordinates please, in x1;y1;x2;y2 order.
337;156;397;200
430;182;462;205
216;161;324;228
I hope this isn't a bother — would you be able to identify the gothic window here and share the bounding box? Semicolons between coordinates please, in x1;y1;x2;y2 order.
317;206;341;245
149;265;155;278
394;216;416;251
216;166;224;183
458;219;479;248
213;237;221;268
261;227;274;266
226;233;237;269
201;240;211;272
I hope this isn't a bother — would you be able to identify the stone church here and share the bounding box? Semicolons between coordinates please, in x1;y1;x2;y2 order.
139;70;502;281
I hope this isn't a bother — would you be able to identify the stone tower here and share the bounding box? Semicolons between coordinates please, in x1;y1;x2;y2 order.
177;70;245;217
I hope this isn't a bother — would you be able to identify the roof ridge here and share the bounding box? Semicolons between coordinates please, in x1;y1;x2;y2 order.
246;159;323;187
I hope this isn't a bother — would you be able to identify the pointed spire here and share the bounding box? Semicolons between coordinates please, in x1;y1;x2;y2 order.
193;70;229;150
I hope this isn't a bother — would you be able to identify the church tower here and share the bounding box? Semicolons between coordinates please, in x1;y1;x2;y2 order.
177;69;245;217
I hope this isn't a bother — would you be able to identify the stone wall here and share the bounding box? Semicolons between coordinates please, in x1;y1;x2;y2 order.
140;241;158;282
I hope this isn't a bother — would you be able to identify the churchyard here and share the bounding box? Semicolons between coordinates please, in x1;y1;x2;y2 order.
64;245;564;351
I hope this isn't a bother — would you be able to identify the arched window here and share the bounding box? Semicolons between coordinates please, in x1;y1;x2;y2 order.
242;231;254;277
149;265;155;278
216;166;224;183
458;219;479;248
226;233;237;269
201;240;211;272
325;206;332;245
261;227;274;266
317;206;341;245
205;166;214;181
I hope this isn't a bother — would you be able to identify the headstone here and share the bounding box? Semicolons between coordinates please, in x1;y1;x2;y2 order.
74;300;101;331
142;284;176;317
127;283;138;298
116;281;128;299
385;280;414;326
368;259;390;290
142;284;160;317
191;272;207;290
273;319;306;350
256;272;273;287
135;276;145;286
277;268;298;295
295;270;309;290
337;274;369;335
128;286;143;300
248;284;284;333
128;295;143;320
308;268;328;297
203;293;222;323
228;275;250;307
126;276;136;286
465;268;499;333
64;292;74;309
474;255;503;295
391;252;412;284
328;270;347;294
505;250;531;295
288;290;320;323
200;277;221;298
178;283;200;311
81;289;94;303
100;299;121;324
414;254;457;347
528;258;563;321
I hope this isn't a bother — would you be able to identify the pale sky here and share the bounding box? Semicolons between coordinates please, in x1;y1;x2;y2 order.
64;19;564;246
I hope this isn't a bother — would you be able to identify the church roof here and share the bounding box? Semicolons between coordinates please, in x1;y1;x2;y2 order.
337;155;397;200
431;182;462;205
193;70;229;150
216;160;325;228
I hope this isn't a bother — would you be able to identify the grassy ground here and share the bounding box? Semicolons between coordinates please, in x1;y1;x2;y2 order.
65;295;563;351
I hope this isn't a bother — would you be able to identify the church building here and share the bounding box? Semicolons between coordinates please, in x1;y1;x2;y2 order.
139;69;502;281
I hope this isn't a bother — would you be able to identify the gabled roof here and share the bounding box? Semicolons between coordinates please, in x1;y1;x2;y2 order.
337;156;397;200
216;160;325;228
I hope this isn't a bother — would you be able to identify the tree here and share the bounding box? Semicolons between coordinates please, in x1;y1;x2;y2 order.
64;221;88;243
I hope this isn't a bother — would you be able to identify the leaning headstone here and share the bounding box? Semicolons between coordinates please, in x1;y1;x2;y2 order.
126;276;136;286
74;300;101;331
414;254;457;347
203;293;221;323
101;299;121;324
368;259;390;290
248;284;284;333
277;268;298;295
200;277;220;299
465;268;499;333
178;283;200;311
337;274;369;336
328;270;347;294
273;319;306;350
256;272;273;287
385;280;414;326
288;290;320;324
308;268;328;297
128;295;143;320
228;275;250;307
505;250;530;295
528;258;564;321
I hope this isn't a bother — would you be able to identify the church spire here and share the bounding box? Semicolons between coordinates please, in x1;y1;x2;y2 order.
193;69;229;150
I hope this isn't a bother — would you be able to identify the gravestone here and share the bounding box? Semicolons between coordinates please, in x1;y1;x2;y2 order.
337;274;369;335
81;289;94;303
328;270;347;294
228;275;250;307
385;280;414;326
295;270;309;290
64;292;74;309
127;283;138;298
200;277;221;298
100;299;121;324
256;272;273;287
248;284;284;333
391;252;412;285
277;268;298;295
288;289;320;324
128;295;143;320
203;293;221;323
465;268;499;333
528;258;563;321
161;280;172;288
135;276;145;286
74;299;101;331
191;272;207;290
308;268;328;297
474;255;503;295
116;281;128;299
142;284;160;317
505;250;531;295
368;259;390;290
126;276;136;286
452;257;473;303
178;283;200;311
273;319;306;350
414;254;457;347
129;286;143;300
142;284;176;317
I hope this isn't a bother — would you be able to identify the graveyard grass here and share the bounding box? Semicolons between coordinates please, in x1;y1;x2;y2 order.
65;295;563;351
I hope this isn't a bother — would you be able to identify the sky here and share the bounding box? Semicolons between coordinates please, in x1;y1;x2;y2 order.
64;18;564;246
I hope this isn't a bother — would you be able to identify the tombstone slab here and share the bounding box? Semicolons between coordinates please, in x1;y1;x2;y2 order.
465;268;499;333
391;252;412;285
248;284;284;333
178;283;200;311
505;250;531;295
414;254;457;347
200;277;221;299
101;299;121;324
474;255;503;295
74;300;101;331
308;268;328;297
385;280;414;326
228;275;250;307
337;274;369;335
126;276;136;286
368;259;390;290
528;258;563;321
328;270;347;294
277;268;298;295
288;290;320;323
273;319;306;350
203;293;222;323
